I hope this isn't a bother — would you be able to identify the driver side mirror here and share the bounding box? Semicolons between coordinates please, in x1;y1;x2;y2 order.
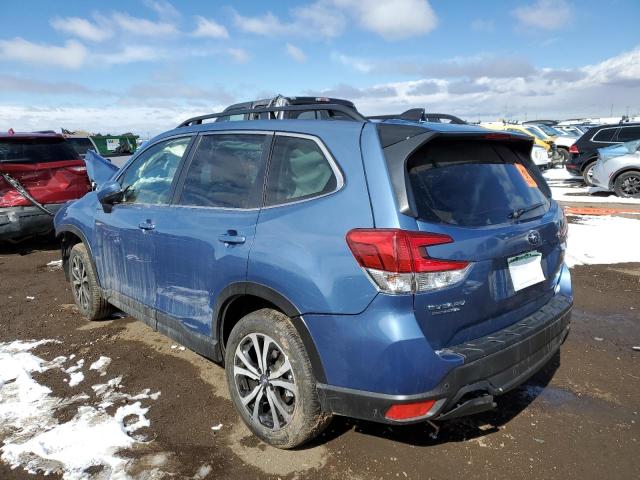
97;180;124;212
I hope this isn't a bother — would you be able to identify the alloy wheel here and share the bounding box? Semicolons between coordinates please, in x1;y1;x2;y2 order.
71;255;90;311
621;174;640;196
233;333;297;430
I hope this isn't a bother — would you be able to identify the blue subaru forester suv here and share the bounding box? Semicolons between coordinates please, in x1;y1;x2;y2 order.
54;102;572;448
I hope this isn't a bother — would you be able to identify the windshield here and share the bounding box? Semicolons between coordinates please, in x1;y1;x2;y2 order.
408;140;551;227
524;127;546;140
535;124;560;136
0;137;80;163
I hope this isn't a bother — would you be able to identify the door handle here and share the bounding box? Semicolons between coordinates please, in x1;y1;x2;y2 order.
218;230;246;245
138;221;155;231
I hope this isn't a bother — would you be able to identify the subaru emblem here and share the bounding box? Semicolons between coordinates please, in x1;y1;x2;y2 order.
527;230;541;245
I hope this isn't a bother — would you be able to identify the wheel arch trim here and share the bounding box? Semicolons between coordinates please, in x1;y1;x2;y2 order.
215;282;327;383
56;224;101;287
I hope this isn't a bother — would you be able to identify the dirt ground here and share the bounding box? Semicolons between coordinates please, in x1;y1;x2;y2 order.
0;240;639;480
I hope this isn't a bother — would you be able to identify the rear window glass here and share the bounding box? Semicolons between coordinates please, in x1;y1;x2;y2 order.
66;137;94;156
0;138;80;163
407;141;550;226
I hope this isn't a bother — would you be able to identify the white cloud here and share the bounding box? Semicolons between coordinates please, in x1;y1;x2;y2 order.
333;0;437;39
331;52;373;73
50;17;112;42
0;74;109;95
286;43;306;62
0;38;88;69
192;16;229;39
97;46;165;65
513;0;572;31
233;11;287;35
227;47;249;64
111;12;178;36
0;104;215;137
320;47;640;121
143;0;180;19
233;0;434;40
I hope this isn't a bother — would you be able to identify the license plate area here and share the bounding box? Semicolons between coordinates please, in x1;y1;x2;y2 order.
508;251;545;292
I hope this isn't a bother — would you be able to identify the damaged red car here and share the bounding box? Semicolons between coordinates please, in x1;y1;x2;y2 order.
0;131;91;242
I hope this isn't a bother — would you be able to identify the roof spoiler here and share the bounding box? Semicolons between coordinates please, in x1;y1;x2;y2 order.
368;110;466;124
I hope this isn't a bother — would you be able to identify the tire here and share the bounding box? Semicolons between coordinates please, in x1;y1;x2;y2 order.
582;161;596;186
613;170;640;198
69;243;113;320
558;148;570;167
225;308;331;449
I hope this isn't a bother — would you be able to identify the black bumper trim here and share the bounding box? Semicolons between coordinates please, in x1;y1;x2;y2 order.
0;204;65;241
317;295;572;424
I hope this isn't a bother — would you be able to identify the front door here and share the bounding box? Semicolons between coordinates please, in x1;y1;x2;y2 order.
151;132;271;337
95;136;193;323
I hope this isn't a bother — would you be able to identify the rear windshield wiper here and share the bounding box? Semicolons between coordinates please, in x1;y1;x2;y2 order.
508;202;545;220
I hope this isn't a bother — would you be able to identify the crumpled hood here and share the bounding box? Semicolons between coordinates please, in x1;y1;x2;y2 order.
598;139;640;163
84;150;119;187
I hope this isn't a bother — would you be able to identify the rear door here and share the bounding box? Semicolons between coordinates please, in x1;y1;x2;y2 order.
404;138;565;349
151;132;270;337
0;136;89;207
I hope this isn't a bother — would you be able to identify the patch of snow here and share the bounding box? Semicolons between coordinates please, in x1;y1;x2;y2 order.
566;215;640;267
89;356;111;376
68;372;84;387
46;260;63;271
0;340;161;479
65;359;84;374
194;464;213;479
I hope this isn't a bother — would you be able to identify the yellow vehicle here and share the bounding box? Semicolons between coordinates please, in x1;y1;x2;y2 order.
481;122;563;165
480;122;551;151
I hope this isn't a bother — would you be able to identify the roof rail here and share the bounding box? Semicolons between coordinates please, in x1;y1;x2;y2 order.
177;103;367;128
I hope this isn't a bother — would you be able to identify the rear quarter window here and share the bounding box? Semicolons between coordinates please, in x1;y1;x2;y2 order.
592;128;618;143
407;140;551;227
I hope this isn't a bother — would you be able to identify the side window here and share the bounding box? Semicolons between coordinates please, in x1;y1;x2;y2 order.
592;128;617;142
119;137;191;205
179;134;268;209
616;126;640;142
265;135;338;206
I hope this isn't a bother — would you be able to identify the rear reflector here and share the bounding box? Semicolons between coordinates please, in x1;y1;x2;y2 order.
346;229;470;294
385;400;436;421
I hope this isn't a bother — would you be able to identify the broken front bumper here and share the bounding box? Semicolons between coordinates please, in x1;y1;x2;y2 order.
0;204;65;242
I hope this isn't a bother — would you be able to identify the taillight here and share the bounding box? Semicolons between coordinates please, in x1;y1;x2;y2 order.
558;208;568;244
346;229;471;294
385;400;436;421
569;144;579;154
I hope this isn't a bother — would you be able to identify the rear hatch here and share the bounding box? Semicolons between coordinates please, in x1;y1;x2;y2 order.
390;133;565;350
0;136;90;208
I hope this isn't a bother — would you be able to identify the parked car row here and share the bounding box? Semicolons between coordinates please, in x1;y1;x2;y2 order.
565;122;640;194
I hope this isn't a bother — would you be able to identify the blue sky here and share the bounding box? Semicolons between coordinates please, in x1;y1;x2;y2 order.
1;0;639;135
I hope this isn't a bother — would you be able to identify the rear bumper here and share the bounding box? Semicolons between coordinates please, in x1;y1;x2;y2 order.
317;294;572;424
0;204;65;241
